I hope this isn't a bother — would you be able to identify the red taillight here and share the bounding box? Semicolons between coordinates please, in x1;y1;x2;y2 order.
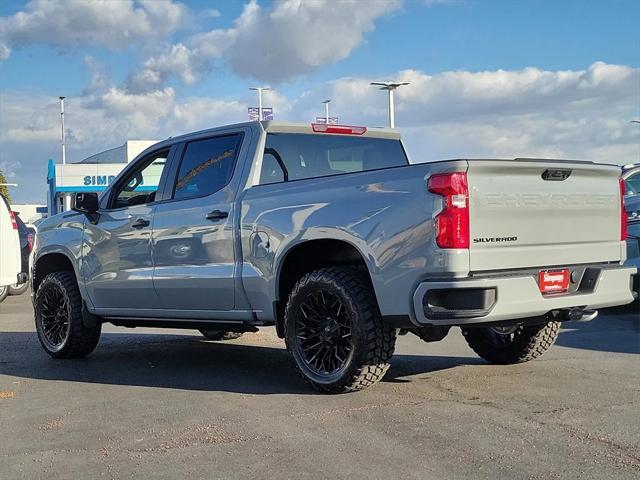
27;233;34;252
620;178;627;241
9;210;18;230
311;124;367;135
428;172;470;249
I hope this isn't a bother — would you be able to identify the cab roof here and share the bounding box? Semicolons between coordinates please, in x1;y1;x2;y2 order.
262;121;401;140
154;121;401;150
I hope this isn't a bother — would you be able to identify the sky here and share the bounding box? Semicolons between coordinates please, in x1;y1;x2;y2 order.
0;0;639;203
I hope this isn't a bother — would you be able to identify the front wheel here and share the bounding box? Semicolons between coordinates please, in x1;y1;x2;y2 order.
34;272;101;358
284;267;396;393
461;321;561;364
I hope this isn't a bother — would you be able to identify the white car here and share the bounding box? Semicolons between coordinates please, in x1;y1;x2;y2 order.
0;194;22;303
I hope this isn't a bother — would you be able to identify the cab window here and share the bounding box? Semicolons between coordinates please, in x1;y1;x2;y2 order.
172;134;242;200
261;133;408;184
111;149;169;209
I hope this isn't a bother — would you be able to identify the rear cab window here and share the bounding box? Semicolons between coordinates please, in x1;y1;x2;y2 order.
261;133;408;184
173;134;243;200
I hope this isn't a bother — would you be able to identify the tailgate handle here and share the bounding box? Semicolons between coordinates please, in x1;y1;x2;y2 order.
542;169;572;181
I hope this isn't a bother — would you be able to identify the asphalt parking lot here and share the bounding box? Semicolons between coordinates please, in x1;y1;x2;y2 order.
0;293;638;479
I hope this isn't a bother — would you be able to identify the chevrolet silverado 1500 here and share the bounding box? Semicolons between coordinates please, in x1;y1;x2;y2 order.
31;121;635;392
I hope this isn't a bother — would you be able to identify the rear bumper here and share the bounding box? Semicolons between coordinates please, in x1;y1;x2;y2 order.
412;266;636;326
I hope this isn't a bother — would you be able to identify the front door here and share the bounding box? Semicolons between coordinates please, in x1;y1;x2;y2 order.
152;133;243;311
83;148;171;310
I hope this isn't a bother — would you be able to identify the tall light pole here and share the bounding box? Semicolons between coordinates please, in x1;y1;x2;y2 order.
249;87;271;121
59;96;71;211
322;99;331;124
370;81;409;128
59;96;66;165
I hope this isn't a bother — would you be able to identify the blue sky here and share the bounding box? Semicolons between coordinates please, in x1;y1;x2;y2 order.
0;0;639;203
2;1;638;97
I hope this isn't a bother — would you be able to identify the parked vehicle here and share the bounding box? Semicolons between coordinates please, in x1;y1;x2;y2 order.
622;163;640;196
9;212;35;295
623;191;639;305
31;121;635;392
0;195;23;303
619;165;640;306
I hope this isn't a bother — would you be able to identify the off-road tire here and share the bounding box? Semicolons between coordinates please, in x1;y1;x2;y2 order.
0;285;9;303
199;330;244;341
461;321;561;365
284;266;396;393
9;281;29;296
34;272;101;358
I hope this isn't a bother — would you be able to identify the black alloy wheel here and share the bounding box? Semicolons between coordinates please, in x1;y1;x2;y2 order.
34;272;102;358
484;324;523;346
284;267;396;393
38;282;71;351
293;289;354;377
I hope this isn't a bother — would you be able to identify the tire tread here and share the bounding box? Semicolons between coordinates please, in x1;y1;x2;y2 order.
462;321;560;364
35;272;101;359
285;266;396;393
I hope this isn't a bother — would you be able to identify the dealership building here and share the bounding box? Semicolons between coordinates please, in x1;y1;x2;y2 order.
47;140;158;214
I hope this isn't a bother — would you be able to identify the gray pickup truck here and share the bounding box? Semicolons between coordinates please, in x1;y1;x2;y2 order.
32;121;635;392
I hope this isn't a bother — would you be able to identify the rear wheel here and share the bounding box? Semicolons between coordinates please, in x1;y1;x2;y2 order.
199;330;244;341
461;321;560;364
0;285;8;303
34;272;101;358
284;267;396;393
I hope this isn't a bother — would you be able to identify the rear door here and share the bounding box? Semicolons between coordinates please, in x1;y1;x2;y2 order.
467;160;623;271
151;131;245;311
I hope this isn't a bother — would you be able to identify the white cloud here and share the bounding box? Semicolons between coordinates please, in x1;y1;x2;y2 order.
204;8;221;18
225;0;402;82
0;86;252;168
128;0;403;91
295;62;640;163
2;61;639;203
0;42;9;60
127;43;207;92
0;0;187;60
0;85;249;202
83;56;111;96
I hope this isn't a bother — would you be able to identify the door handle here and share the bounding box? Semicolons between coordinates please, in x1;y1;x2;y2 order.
206;210;229;221
131;218;150;229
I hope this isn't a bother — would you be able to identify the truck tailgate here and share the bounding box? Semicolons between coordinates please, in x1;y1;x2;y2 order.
467;159;623;271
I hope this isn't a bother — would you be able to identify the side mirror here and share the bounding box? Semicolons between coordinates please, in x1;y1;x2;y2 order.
72;192;99;216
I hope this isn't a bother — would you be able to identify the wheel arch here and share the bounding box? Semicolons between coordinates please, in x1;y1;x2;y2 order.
274;238;378;337
33;250;79;296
